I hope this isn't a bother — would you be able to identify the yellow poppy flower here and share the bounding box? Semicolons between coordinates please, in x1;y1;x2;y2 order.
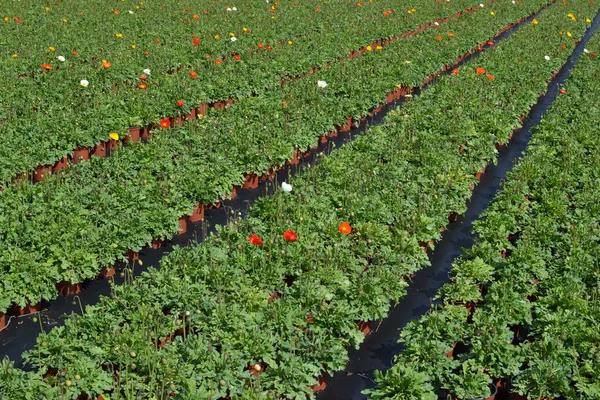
48;46;55;52
567;31;572;37
288;40;293;45
532;19;538;25
115;33;123;38
366;45;372;51
109;133;120;141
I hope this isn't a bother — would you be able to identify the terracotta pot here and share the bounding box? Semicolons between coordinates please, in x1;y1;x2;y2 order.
185;108;197;121
448;212;459;222
446;343;457;358
386;92;396;103
336;117;352;132
92;142;107;157
287;150;303;165
33;165;52;182
98;265;116;279
327;130;338;138
197;103;208;116
259;169;275;181
268;292;281;303
107;139;119;152
311;374;328;393
474;166;487;181
306;313;314;324
173;116;185;127
189;203;205;222
12;302;42;316
72;148;90;163
56;281;82;296
151;239;164;249
242;173;259;189
0;312;5;330
126;127;142;143
141;126;151;139
211;100;226;110
53;157;69;172
178;216;188;234
126;249;139;260
355;320;371;335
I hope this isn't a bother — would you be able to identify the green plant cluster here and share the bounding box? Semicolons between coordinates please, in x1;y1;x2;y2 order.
0;0;482;183
0;0;555;314
1;1;596;398
367;15;600;400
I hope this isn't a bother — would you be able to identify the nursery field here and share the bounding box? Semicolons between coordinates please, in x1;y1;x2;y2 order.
1;0;599;399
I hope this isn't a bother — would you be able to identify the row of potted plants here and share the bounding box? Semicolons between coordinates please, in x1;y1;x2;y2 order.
1;1;596;398
0;0;486;184
2;0;502;190
0;0;557;317
366;12;600;400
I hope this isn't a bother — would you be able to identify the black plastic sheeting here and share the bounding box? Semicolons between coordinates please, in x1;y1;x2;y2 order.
1;5;598;398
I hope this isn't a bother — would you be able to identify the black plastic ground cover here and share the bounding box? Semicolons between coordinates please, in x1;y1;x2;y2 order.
0;0;575;379
315;7;600;400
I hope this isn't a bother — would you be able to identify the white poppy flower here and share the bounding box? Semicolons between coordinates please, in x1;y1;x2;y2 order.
480;3;484;7
512;0;516;3
128;10;134;14
281;182;293;192
232;7;237;11
544;55;551;61
227;7;232;11
317;80;328;88
584;48;590;53
434;21;439;26
80;79;89;87
231;36;237;42
57;56;65;62
143;68;151;75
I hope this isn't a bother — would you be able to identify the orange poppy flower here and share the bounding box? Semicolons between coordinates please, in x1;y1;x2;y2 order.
41;63;53;70
214;59;222;65
561;45;567;50
102;60;112;69
448;32;454;37
451;68;459;76
193;14;199;19
248;233;264;246
189;71;198;78
233;54;241;60
476;67;486;75
72;51;78;56
436;36;443;41
138;83;147;89
559;89;567;95
339;222;352;235
487;74;495;81
159;119;171;129
257;43;264;49
283;230;298;242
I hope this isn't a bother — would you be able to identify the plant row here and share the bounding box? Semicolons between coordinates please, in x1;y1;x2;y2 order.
0;0;556;317
366;14;600;400
1;1;596;398
0;0;486;184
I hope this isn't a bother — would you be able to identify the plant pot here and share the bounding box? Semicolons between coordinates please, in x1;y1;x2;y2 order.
185;108;197;121
126;249;139;260
386;92;396;103
126;127;142;143
311;373;328;393
446;343;457;358
107;139;119;151
468;383;498;400
98;265;116;279
56;281;82;296
72;148;89;163
53;157;69;172
268;292;281;303
141;126;151;139
178;216;188;234
0;312;4;330
355;320;371;335
173;116;185;127
11;302;42;316
211;100;226;110
448;212;459;222
336;117;352;132
189;203;205;222
151;239;164;249
33;165;52;182
259;169;275;181
197;103;208;116
226;187;237;200
287;149;303;165
242;173;259;189
92;142;107;157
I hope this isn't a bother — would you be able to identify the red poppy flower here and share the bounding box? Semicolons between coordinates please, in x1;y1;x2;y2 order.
283;230;298;242
140;74;147;81
248;233;264;246
591;52;596;57
138;83;147;89
476;67;486;75
339;222;352;235
233;54;241;60
41;63;53;70
266;45;273;50
159;119;171;129
561;45;567;50
559;89;567;95
177;100;185;107
214;59;223;65
189;71;198;78
72;51;78;56
192;38;200;45
154;38;160;43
